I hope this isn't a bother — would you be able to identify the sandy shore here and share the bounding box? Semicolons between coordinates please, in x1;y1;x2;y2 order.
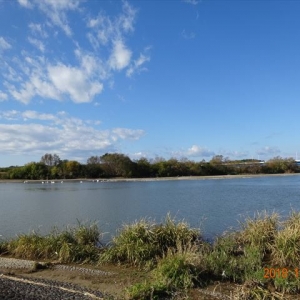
102;173;300;182
1;173;300;184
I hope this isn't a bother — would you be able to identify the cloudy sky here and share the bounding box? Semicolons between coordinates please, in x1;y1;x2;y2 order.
0;0;299;166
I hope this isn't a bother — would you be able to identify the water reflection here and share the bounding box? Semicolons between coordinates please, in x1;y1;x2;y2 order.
1;175;300;240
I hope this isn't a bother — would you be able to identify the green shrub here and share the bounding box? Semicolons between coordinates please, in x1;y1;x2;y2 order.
205;212;278;283
153;214;200;253
270;211;300;267
74;220;101;246
274;272;300;295
0;240;8;254
126;243;206;299
125;281;169;300
100;214;201;267
8;232;46;259
100;218;158;266
153;251;196;290
238;211;278;253
233;280;284;300
5;222;102;263
206;234;263;282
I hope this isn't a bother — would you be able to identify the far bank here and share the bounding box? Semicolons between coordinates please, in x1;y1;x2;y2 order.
1;172;300;184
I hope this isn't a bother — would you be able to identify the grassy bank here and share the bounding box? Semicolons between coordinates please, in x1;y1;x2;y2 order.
1;212;300;299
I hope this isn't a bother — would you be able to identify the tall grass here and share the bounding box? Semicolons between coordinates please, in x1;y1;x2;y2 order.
126;243;206;299
270;211;300;267
0;239;8;255
100;214;201;267
211;210;300;298
238;211;278;253
205;212;278;283
4;221;102;263
3;211;300;299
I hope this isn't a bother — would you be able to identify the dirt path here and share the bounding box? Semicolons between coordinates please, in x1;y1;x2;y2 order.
0;257;239;299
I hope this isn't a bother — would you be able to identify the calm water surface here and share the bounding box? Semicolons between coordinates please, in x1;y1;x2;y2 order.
1;175;300;240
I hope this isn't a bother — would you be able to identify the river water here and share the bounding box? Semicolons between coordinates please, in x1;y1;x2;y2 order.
1;175;300;241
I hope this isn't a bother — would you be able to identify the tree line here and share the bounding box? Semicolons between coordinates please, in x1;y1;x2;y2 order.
0;153;299;180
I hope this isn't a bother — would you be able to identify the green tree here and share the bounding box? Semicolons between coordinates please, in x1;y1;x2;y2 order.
135;158;152;177
86;156;103;178
265;156;297;174
10;162;48;180
8;166;26;179
210;155;225;165
40;153;61;166
100;153;134;178
64;160;81;178
87;156;101;165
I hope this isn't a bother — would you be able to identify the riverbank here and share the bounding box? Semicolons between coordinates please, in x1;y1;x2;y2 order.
2;212;300;299
0;257;239;300
1;172;300;184
1;257;300;300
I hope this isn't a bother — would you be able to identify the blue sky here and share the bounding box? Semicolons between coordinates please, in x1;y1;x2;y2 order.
0;0;299;166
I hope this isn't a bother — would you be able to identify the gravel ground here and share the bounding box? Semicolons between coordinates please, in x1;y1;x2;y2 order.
53;264;113;276
0;274;104;299
0;258;35;270
0;258;113;275
0;258;109;299
0;257;240;300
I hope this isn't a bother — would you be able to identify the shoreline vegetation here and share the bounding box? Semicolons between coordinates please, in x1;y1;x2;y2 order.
1;153;300;181
2;212;300;299
1;172;300;184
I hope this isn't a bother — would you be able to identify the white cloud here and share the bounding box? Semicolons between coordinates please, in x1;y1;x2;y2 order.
5;56;61;104
171;145;214;159
21;110;57;121
87;1;136;46
28;37;45;52
130;152;149;160
28;23;48;38
75;49;107;79
86;32;99;50
181;30;196;40
8;81;35;104
4;50;104;104
187;145;214;157
0;37;11;51
0;91;8;101
18;0;32;8
19;0;81;36
126;51;151;77
48;64;103;103
2;63;21;82
0;110;145;158
221;150;249;159
120;1;136;32
85;0;143;75
42;0;80;11
88;14;114;46
30;74;61;100
257;146;280;156
109;40;132;70
2;1;150;105
112;128;145;140
183;0;200;5
37;6;73;36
